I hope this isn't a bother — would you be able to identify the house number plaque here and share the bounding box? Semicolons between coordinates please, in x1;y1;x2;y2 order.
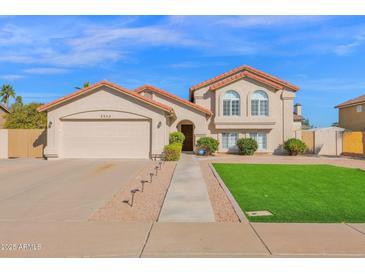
100;114;112;119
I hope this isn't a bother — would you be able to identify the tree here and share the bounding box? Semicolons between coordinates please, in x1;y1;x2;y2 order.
0;84;16;107
4;102;47;129
11;96;23;112
75;81;91;90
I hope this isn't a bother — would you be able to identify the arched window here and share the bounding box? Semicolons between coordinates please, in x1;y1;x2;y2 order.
223;91;240;116
251;90;269;116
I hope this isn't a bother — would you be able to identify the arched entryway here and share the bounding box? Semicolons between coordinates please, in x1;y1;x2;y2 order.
177;120;194;151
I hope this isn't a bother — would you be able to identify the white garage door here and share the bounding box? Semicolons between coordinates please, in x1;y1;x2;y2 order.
61;120;150;158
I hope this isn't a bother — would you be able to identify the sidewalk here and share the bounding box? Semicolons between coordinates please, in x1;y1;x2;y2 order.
158;153;215;222
1;221;365;257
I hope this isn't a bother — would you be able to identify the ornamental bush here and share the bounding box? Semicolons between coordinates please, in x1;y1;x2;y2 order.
169;131;185;145
284;138;307;156
196;136;219;155
164;143;182;161
236;138;258;155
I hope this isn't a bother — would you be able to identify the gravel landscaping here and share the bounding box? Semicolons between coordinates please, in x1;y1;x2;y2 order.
90;161;176;222
199;160;240;222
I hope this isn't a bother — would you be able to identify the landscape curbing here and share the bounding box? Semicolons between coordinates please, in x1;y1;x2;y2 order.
208;162;248;223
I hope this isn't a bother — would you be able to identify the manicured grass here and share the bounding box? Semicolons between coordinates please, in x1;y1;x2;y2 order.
213;163;365;223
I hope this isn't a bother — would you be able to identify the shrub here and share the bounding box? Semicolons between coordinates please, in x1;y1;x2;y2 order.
236;138;258;155
284;138;307;156
164;143;182;161
196;136;219;155
169;131;185;145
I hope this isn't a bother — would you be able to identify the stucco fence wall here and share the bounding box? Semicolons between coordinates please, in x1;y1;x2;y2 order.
342;131;365;156
300;127;344;156
0;129;46;159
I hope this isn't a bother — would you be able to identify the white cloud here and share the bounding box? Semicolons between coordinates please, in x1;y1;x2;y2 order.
1;15;365;72
334;33;365;55
23;67;69;75
0;74;24;80
215;16;330;28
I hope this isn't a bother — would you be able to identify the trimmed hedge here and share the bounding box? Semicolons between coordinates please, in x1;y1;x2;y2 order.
284;138;307;156
196;136;219;155
164;143;182;161
169;131;185;145
236;138;258;155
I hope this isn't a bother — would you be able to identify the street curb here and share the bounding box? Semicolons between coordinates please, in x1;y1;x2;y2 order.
208;163;248;223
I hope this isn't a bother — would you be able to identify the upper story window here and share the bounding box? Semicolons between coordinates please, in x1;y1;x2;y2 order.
251;90;269;116
223;90;240;116
356;105;363;113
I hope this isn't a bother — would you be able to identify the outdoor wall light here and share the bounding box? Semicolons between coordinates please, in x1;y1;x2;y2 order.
157;121;162;128
48;121;52;128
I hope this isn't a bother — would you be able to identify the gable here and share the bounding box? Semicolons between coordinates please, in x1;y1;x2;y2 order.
190;65;299;100
134;85;212;116
37;81;173;114
45;86;171;119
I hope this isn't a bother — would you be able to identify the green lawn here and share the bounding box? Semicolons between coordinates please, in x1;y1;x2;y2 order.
213;163;365;223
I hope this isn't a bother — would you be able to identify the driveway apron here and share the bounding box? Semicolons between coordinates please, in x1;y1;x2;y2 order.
158;153;215;222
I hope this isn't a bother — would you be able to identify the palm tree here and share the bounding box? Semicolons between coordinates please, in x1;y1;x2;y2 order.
75;81;91;90
0;84;16;108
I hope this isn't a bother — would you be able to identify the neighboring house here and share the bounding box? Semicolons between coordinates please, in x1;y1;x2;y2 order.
293;103;304;139
335;94;365;131
38;65;300;159
0;103;10;129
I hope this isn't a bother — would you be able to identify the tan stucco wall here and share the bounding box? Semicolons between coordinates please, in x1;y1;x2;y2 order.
338;103;365;131
45;86;168;159
146;91;210;150
193;78;296;153
0;108;7;129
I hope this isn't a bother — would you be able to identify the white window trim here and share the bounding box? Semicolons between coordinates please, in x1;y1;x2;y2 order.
222;91;240;116
356;105;363;113
222;132;238;149
251;90;269;117
249;132;268;152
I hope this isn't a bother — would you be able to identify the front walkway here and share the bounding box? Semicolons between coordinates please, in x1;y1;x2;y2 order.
158;153;215;222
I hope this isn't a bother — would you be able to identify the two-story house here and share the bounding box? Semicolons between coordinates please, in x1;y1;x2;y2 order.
38;65;300;159
335;94;365;131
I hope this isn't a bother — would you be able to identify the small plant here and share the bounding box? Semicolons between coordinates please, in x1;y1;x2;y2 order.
196;136;219;155
169;131;185;145
236;138;258;155
284;138;306;156
164;143;182;161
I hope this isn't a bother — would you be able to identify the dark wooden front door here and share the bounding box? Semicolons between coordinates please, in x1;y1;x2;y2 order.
181;124;193;151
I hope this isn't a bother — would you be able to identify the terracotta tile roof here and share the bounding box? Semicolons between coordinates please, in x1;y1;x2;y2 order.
189;65;300;100
134;84;213;116
335;94;365;108
37;80;174;113
209;71;284;91
0;103;9;113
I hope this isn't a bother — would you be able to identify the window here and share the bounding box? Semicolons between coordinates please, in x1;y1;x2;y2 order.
356;105;363;113
223;91;240;116
222;132;238;149
249;132;267;151
251;91;269;116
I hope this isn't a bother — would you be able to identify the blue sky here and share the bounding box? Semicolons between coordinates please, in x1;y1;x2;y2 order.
1;16;365;127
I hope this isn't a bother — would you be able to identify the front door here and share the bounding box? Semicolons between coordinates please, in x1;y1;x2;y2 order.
180;124;193;151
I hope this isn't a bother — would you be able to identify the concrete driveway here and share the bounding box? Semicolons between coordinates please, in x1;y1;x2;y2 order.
0;158;149;221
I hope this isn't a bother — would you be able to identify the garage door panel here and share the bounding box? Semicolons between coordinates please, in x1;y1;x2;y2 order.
61;120;150;158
